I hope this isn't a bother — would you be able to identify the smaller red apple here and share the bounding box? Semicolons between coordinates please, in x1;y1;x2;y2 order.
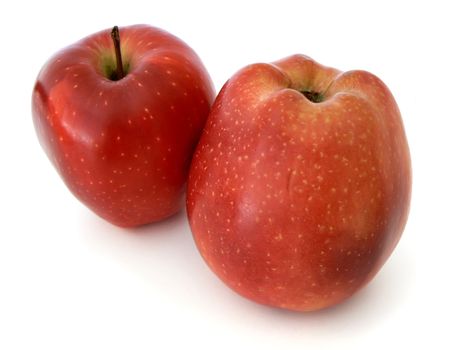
187;54;411;311
32;25;214;227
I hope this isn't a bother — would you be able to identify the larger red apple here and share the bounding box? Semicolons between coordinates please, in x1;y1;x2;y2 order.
187;55;411;311
33;25;214;227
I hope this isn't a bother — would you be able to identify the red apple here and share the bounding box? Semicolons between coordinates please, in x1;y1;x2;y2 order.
187;54;411;311
33;25;214;227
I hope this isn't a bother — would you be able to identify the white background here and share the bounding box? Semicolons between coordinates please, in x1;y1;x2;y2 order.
1;0;466;349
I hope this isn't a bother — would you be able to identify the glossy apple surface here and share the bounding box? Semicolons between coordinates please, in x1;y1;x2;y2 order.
187;55;411;311
33;25;214;227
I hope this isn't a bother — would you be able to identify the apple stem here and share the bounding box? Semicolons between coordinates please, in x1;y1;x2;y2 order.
111;26;125;80
301;90;324;103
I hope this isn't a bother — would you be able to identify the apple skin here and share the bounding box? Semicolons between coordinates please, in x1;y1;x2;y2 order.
33;25;215;227
187;55;411;311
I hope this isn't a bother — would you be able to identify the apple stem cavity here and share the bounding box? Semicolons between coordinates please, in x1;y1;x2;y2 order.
301;90;325;103
110;26;125;80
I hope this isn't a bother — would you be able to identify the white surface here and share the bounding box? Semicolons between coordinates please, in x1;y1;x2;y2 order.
1;1;466;349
